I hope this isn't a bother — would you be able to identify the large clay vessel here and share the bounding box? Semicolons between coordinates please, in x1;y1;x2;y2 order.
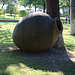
13;12;63;52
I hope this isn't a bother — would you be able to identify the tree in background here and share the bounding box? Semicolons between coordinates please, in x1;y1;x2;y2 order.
13;5;19;18
27;0;46;12
6;3;18;15
59;0;69;8
27;0;38;12
18;0;45;12
0;0;9;8
0;0;10;16
18;0;28;7
19;0;39;12
6;3;14;15
0;0;18;8
13;5;18;14
37;0;46;12
0;0;18;16
59;0;70;16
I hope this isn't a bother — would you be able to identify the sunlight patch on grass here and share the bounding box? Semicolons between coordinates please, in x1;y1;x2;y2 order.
0;24;16;45
5;63;64;75
0;24;16;32
63;24;75;55
63;30;75;48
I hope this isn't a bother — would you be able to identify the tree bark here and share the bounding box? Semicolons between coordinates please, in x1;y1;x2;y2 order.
70;0;75;35
46;0;60;18
46;0;65;48
34;4;36;12
43;1;45;13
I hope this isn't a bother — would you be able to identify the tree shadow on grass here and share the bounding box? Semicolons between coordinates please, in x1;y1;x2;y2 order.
0;48;75;75
6;15;15;17
0;28;75;75
0;29;15;48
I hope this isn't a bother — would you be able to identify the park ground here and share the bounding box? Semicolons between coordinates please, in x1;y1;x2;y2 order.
0;23;75;75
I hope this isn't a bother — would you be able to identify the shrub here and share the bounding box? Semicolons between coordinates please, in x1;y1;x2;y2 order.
18;10;28;17
0;8;4;15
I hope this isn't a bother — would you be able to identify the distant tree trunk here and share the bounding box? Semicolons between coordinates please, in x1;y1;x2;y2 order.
34;2;37;12
63;8;65;15
2;4;4;9
69;0;70;15
46;0;65;48
43;1;45;13
69;0;70;24
35;4;36;12
2;1;5;9
70;0;75;35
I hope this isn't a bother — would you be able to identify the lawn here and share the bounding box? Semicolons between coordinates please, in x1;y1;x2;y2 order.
0;13;22;20
0;23;75;75
0;13;69;23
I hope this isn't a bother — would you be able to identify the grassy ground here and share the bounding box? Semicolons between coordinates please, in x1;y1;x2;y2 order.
0;13;22;20
0;23;75;75
63;24;75;55
0;13;68;23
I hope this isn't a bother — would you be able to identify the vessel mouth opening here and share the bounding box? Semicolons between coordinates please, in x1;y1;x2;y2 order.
55;17;63;33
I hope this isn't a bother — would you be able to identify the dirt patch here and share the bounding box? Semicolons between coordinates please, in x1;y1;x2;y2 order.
5;47;74;62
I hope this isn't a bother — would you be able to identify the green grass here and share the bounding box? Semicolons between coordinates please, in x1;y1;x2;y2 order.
60;17;70;23
63;24;75;55
0;23;75;75
0;13;69;22
0;13;22;20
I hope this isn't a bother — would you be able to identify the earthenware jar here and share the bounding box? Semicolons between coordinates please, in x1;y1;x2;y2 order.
13;12;63;52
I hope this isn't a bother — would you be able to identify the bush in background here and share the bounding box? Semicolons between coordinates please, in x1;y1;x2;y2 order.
18;10;28;17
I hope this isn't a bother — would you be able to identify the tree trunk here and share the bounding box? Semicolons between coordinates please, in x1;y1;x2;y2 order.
2;0;5;9
70;0;75;35
69;0;70;15
43;1;45;13
35;4;36;12
46;0;60;18
2;4;4;9
46;0;65;48
69;0;70;24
